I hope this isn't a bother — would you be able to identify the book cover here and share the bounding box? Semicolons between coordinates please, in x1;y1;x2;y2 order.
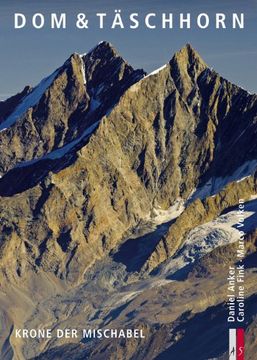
0;1;256;359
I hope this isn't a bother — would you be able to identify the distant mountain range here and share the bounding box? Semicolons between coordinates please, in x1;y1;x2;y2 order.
0;42;256;360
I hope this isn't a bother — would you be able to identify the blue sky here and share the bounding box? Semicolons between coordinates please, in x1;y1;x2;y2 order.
0;0;256;99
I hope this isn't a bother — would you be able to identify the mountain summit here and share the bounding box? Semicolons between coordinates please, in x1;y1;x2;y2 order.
0;42;145;182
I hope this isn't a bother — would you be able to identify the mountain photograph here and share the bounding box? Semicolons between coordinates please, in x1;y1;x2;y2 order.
1;0;257;359
0;39;257;359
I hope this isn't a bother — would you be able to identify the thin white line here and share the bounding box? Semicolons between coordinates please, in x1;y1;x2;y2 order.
229;328;236;360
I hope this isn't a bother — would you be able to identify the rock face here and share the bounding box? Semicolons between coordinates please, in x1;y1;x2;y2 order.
144;174;257;272
0;85;31;124
0;41;144;176
0;42;257;359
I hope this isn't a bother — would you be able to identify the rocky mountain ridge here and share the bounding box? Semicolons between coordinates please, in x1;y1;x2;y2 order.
0;42;257;359
1;42;257;279
0;42;144;177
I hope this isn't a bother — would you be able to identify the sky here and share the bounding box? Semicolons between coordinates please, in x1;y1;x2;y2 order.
0;0;257;99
